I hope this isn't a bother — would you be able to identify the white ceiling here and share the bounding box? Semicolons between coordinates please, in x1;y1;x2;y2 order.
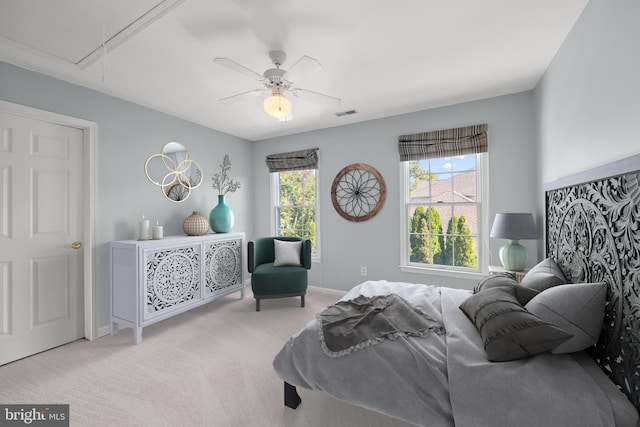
0;0;588;141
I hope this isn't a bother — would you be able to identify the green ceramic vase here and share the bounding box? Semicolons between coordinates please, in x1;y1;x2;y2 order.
209;194;234;233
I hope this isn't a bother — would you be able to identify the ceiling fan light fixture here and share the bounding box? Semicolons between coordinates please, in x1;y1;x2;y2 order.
263;93;292;121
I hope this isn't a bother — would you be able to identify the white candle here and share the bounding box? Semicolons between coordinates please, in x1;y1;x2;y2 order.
152;223;163;240
138;216;150;240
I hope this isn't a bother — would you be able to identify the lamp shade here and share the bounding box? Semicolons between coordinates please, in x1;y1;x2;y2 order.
491;213;537;271
490;213;537;240
263;93;292;121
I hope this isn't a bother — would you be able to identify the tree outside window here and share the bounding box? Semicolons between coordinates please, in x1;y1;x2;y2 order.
274;169;318;254
407;157;479;269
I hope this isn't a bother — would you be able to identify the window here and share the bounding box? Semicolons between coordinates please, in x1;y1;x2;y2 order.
266;148;320;257
397;124;488;274
271;169;319;256
401;154;486;272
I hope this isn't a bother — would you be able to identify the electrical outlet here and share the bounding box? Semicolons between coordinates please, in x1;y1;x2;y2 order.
361;266;367;276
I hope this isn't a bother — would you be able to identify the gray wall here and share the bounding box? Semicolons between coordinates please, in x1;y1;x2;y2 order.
0;62;253;329
535;0;640;184
252;92;538;292
0;63;538;335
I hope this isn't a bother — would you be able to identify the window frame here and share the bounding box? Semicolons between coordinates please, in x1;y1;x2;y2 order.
270;168;321;260
399;153;489;279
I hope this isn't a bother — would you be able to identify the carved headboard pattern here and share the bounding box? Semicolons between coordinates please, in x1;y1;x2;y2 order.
545;160;640;411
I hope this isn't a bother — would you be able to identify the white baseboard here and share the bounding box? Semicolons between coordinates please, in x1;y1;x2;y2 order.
98;325;113;338
308;285;346;296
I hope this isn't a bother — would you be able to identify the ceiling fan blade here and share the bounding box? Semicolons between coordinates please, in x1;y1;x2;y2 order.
219;89;267;104
213;57;264;80
282;55;322;84
292;88;341;107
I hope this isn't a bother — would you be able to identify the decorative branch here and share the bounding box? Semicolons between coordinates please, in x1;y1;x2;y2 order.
212;154;241;195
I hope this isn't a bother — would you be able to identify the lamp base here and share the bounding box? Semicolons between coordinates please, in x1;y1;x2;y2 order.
499;240;528;272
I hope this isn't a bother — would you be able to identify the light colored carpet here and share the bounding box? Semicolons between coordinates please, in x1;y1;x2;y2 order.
0;286;413;427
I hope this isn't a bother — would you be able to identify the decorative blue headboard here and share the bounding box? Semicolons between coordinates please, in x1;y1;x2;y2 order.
544;154;640;412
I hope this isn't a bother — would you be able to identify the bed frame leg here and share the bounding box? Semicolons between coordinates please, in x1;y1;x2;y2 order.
284;382;301;409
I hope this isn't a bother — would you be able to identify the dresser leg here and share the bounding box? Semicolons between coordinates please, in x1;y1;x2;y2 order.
134;327;143;345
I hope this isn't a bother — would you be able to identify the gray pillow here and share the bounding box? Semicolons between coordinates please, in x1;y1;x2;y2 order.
474;273;539;305
526;282;606;354
520;257;567;292
273;239;302;266
460;286;573;362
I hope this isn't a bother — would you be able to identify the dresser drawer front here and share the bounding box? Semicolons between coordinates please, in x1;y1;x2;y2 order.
145;245;201;319
205;238;242;296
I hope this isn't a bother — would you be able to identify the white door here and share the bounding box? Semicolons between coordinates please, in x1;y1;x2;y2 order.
0;111;85;365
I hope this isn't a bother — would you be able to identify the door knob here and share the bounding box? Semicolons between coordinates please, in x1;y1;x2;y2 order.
70;241;83;249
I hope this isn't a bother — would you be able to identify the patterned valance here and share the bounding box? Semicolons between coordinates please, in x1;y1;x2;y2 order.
265;148;319;173
398;124;488;161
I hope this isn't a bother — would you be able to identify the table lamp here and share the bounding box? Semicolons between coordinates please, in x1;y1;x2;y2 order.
490;213;538;271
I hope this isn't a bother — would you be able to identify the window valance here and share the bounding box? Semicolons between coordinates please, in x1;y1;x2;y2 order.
398;124;488;161
266;148;319;173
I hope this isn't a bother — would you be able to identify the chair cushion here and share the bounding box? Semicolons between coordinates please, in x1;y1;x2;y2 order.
273;239;302;266
251;263;308;296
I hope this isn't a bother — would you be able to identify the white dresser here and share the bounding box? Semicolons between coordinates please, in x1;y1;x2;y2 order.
110;232;245;344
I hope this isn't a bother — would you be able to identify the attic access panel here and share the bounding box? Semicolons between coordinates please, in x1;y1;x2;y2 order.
0;0;184;67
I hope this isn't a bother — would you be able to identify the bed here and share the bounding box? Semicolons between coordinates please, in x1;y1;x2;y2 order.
272;154;640;427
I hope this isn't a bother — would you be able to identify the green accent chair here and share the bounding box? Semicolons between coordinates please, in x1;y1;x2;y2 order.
248;237;312;311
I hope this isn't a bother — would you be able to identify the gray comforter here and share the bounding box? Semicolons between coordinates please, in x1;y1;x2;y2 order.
273;280;639;427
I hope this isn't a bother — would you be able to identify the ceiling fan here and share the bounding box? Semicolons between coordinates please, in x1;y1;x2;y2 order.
213;50;341;121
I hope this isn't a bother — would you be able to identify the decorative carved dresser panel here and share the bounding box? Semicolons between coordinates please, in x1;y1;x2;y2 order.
110;233;245;344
